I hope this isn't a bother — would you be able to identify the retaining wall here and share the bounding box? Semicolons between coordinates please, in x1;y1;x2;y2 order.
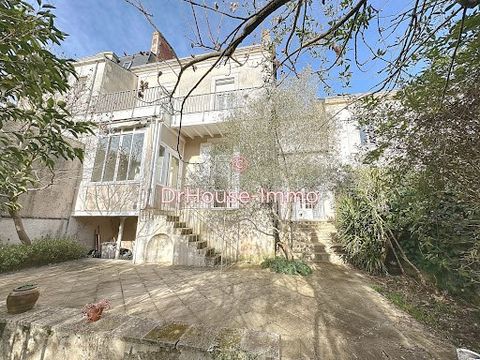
0;306;280;359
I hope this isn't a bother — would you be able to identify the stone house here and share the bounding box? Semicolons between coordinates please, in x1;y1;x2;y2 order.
0;32;366;266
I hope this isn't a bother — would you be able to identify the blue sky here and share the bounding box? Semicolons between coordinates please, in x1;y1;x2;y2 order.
46;0;414;96
50;0;193;59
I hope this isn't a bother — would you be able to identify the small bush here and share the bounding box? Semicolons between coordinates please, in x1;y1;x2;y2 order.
335;168;391;274
261;257;312;276
0;238;87;273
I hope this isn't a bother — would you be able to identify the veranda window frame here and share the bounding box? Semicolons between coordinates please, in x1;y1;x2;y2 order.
91;128;146;183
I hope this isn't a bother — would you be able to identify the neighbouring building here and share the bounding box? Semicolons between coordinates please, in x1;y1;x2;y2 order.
0;32;368;266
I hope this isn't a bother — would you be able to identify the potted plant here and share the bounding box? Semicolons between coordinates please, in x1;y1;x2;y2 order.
6;284;40;314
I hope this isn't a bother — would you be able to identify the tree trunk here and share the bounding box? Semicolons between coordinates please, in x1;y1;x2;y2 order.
8;209;32;245
268;201;292;260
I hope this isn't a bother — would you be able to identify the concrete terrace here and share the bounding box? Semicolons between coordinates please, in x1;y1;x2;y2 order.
0;259;455;359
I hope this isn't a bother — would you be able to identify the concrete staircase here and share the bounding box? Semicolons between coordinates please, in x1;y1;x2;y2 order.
166;213;222;267
291;221;339;264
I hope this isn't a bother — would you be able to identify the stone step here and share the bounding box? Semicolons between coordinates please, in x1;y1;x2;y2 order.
187;234;200;242
195;241;207;250
206;254;222;267
1;307;281;359
294;223;336;226
180;228;193;235
173;221;187;228
296;230;336;235
204;247;216;257
294;228;334;232
296;224;332;228
166;215;180;222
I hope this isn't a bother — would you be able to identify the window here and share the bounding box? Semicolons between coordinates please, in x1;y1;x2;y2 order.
360;125;376;145
91;130;145;182
122;61;132;69
116;134;132;181
156;145;167;185
214;77;235;110
129;133;144;180
159;147;171;186
103;135;120;181
168;155;179;188
156;145;180;188
91;138;108;182
305;198;318;209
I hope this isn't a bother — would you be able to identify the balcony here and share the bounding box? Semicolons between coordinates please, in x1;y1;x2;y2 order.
171;87;263;137
89;86;170;121
87;87;264;132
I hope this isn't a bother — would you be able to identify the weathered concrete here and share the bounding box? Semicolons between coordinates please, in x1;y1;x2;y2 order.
0;307;280;359
0;259;456;359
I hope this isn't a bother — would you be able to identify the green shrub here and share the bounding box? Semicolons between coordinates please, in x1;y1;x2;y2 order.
0;237;87;273
336;168;480;302
261;257;312;276
389;177;480;300
335;168;391;274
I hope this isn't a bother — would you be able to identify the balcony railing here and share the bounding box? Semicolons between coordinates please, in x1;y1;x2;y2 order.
172;87;262;115
89;87;263;115
90;86;170;113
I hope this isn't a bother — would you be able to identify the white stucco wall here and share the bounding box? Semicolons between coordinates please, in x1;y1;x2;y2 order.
0;218;69;245
133;45;271;97
324;98;362;165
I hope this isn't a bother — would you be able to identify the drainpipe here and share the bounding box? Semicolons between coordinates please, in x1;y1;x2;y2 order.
115;217;126;259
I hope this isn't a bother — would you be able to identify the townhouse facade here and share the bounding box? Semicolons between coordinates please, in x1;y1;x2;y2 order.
0;32;365;266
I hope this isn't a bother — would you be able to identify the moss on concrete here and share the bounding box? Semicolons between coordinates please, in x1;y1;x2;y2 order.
144;323;189;344
212;328;259;360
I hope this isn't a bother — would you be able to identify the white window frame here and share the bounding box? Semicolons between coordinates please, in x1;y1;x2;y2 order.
211;74;238;111
91;127;146;184
156;142;182;188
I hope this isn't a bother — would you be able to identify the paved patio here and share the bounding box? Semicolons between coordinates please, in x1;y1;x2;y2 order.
0;259;455;359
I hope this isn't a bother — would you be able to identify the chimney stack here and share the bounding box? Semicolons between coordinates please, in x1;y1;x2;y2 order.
150;31;176;62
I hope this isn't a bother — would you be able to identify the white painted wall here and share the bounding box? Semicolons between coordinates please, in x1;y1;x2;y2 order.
324;98;362;165
0;218;69;245
133;45;271;97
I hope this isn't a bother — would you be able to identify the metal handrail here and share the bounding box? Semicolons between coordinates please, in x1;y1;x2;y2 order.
152;186;239;269
88;86;264;115
172;87;263;115
90;86;170;113
180;205;239;269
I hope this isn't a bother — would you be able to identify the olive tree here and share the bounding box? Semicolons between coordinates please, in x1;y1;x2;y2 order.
187;74;339;258
0;0;94;244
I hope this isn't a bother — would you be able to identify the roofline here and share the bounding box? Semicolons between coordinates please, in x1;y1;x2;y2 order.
130;43;268;73
73;43;268;72
74;52;118;66
323;90;398;105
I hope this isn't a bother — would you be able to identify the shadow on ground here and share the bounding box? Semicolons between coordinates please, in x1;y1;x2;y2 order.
0;259;456;359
